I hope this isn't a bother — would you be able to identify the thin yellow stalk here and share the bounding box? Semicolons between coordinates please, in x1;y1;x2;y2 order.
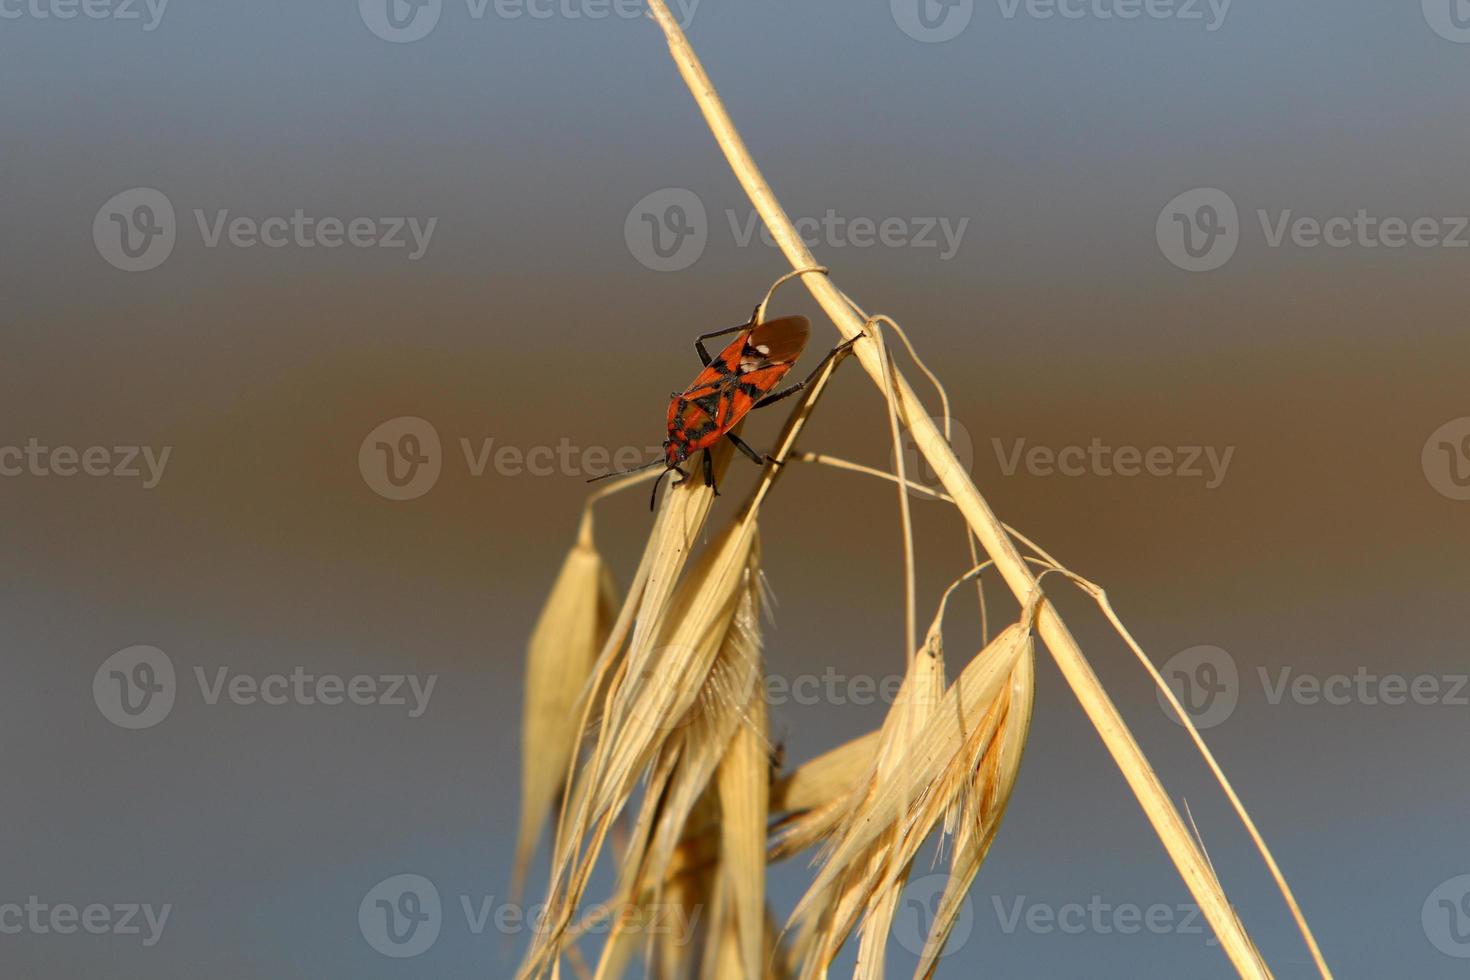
640;4;1314;976
840;301;989;642
868;322;919;662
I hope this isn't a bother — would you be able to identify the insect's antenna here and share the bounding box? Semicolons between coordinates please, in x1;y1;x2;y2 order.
648;468;673;511
585;457;665;484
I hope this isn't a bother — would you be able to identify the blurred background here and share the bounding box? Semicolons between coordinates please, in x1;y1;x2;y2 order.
3;0;1468;976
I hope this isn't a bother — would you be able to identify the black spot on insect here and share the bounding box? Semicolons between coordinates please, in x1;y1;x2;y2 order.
692;393;723;419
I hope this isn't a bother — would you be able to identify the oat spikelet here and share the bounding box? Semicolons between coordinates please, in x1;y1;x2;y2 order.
912;647;1035;978
790;621;1035;977
526;516;763;977
590;547;766;977
526;445;733;977
714;655;770;978
516;507;620;901
847;623;949;980
785;573;972;964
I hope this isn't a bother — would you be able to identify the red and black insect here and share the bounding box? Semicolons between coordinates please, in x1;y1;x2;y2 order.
591;308;842;509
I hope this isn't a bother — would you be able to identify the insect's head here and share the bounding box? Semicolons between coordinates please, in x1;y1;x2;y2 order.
663;436;689;466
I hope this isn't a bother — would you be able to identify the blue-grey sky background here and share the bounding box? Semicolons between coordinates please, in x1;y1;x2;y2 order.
3;0;1469;977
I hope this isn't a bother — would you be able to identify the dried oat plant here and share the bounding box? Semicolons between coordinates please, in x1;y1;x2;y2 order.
513;6;1334;978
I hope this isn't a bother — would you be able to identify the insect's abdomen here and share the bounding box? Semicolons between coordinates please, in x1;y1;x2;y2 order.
669;392;725;452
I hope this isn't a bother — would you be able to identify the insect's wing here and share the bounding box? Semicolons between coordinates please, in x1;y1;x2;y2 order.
715;315;810;426
744;315;810;367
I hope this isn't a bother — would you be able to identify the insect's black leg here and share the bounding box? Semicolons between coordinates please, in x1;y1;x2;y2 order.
753;381;805;410
725;431;766;466
670;464;691;486
693;311;759;366
702;449;721;495
753;335;863;409
649;468;670;511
